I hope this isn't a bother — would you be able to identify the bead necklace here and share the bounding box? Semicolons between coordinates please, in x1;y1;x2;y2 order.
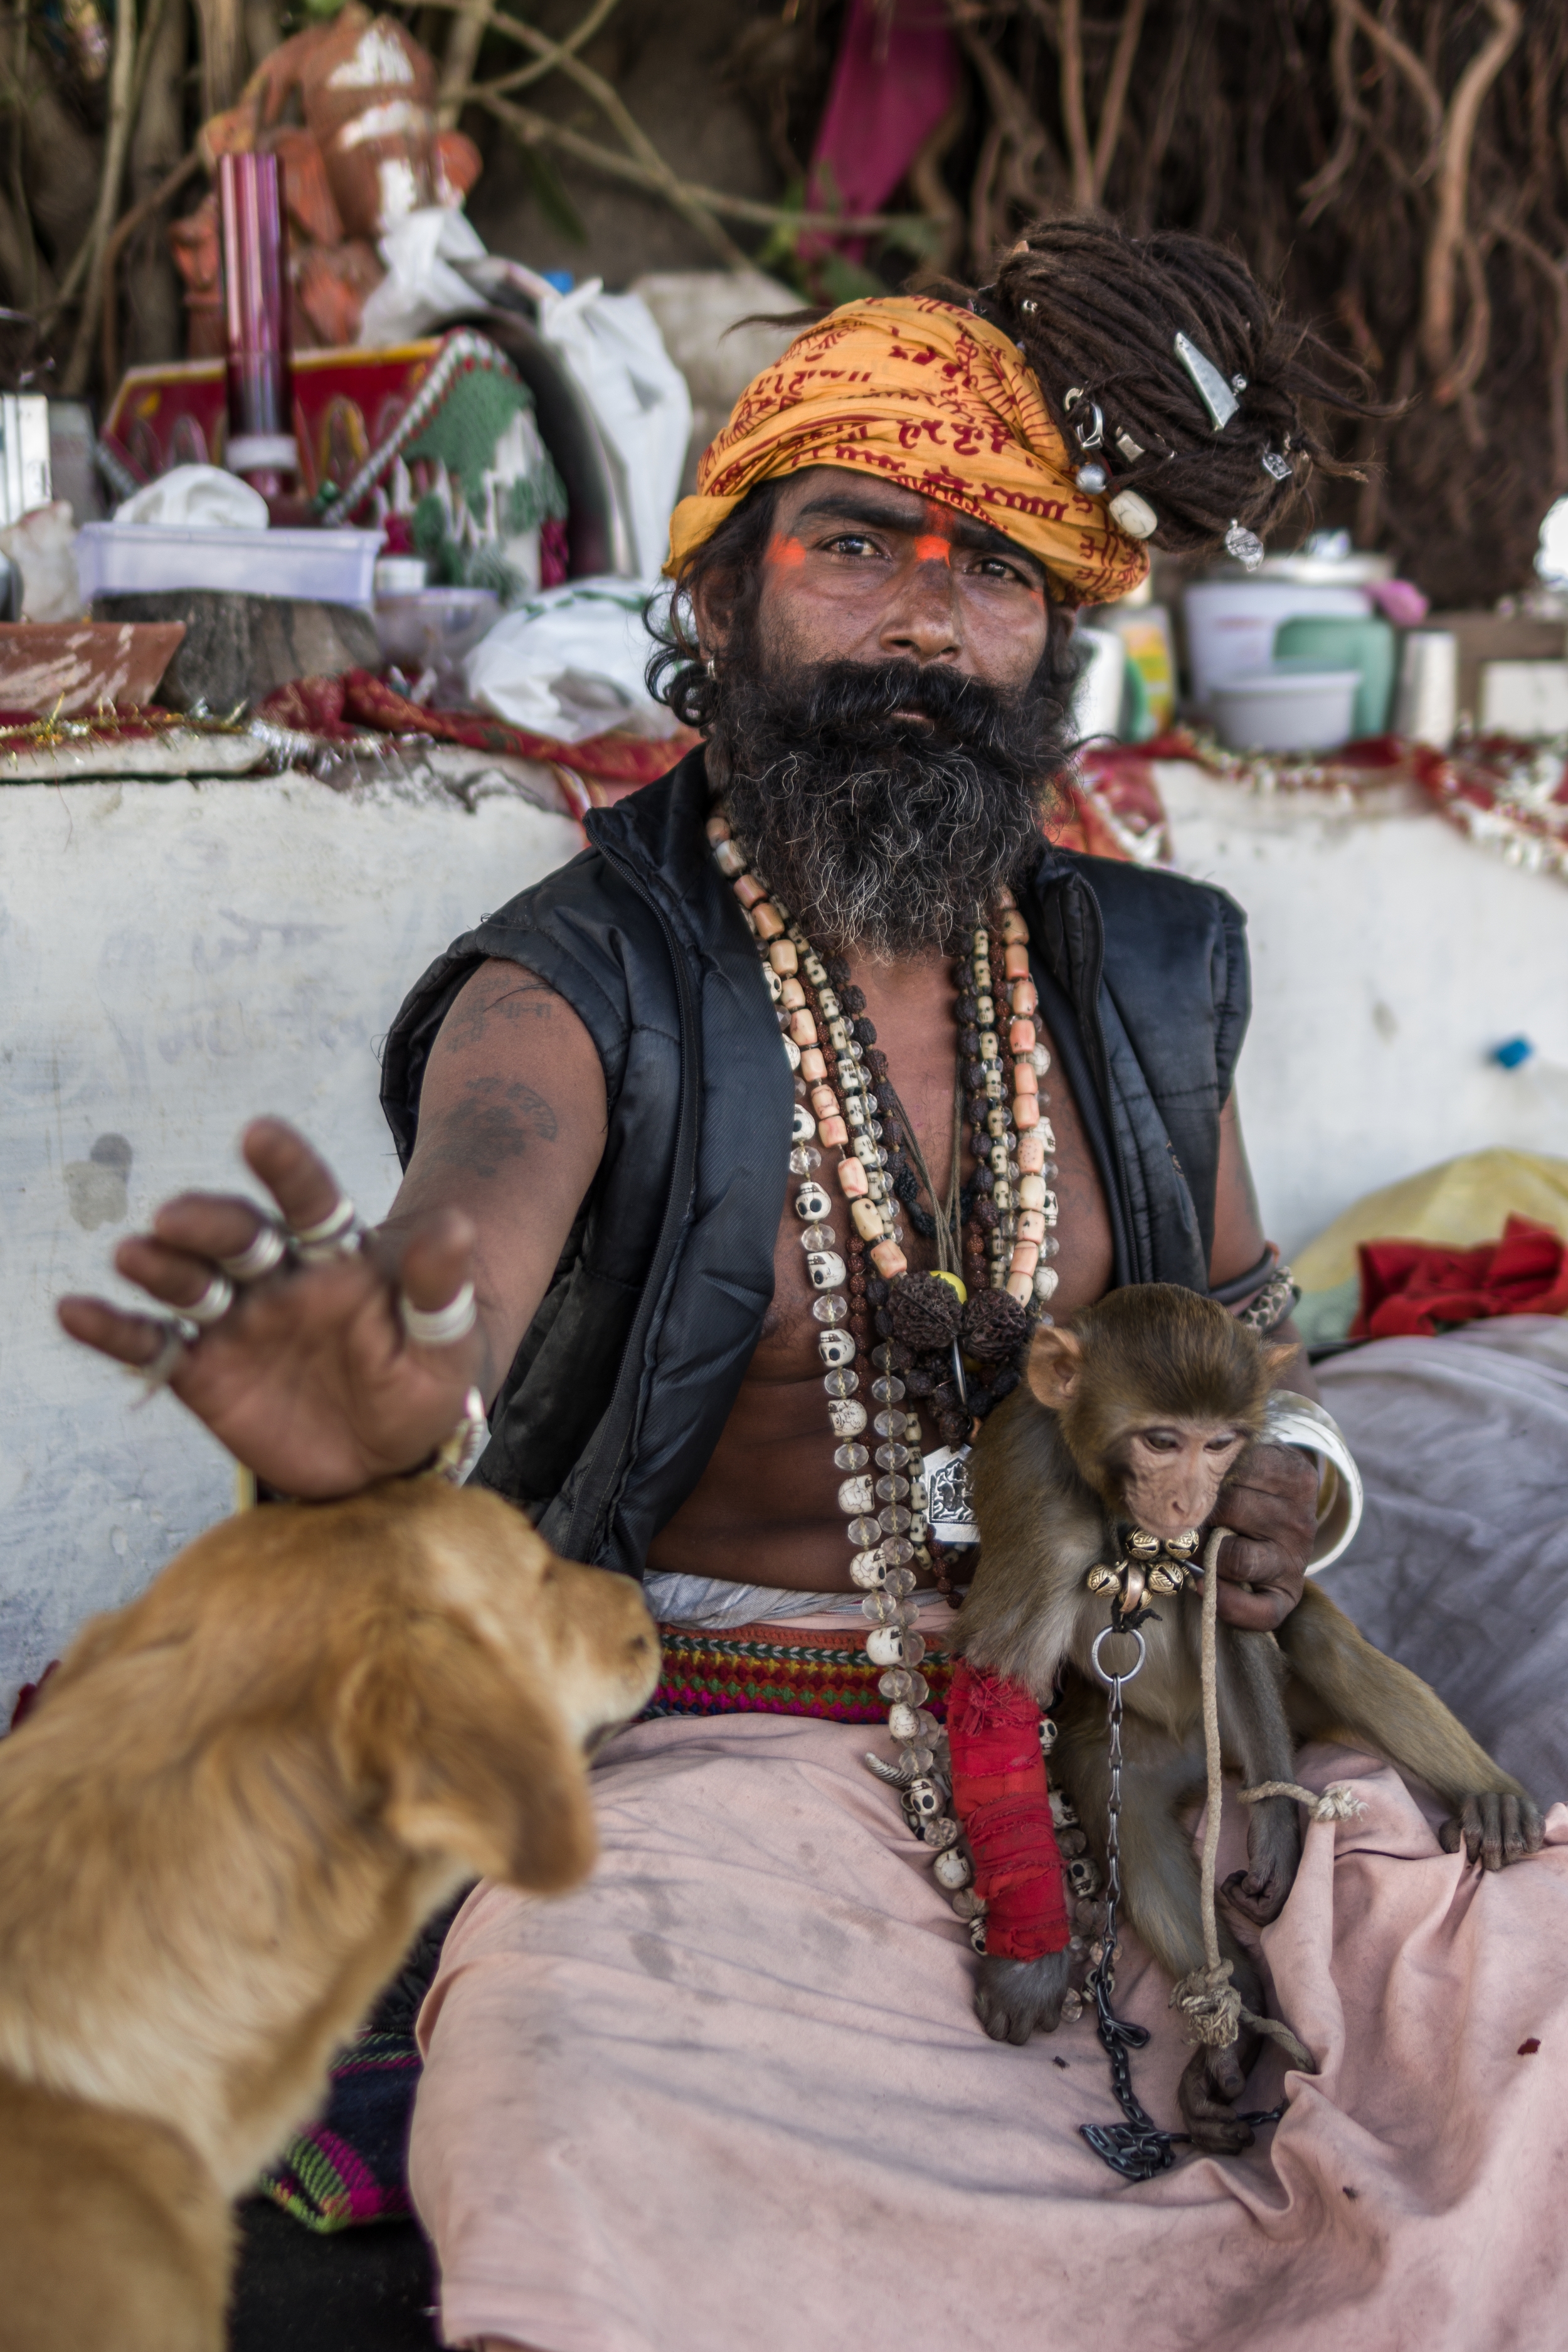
706;808;1063;1939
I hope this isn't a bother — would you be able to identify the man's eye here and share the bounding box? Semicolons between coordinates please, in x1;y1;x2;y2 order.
824;533;881;558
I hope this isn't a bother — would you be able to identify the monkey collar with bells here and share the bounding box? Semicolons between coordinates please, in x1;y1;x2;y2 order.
1086;1526;1202;1623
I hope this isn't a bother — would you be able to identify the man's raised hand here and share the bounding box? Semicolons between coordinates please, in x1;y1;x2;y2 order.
57;1118;484;1499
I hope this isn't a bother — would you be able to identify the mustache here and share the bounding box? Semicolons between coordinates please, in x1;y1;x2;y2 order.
732;655;1049;770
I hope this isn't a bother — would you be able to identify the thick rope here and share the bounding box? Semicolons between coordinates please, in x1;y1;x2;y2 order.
1241;1778;1367;1821
1168;1528;1323;2074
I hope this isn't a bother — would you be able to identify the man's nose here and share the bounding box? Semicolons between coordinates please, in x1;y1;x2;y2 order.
877;549;963;664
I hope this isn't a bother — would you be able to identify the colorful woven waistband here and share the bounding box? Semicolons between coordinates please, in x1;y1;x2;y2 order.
646;1618;953;1724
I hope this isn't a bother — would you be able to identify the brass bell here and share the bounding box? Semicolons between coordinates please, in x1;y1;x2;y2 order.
1086;1562;1120;1594
1167;1529;1200;1556
1147;1561;1185;1594
1126;1530;1160;1554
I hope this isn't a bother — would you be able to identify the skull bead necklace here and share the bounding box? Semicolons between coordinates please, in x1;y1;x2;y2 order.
706;807;1062;1937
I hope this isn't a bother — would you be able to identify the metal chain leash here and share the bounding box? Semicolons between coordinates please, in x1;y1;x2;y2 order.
1078;1612;1285;2183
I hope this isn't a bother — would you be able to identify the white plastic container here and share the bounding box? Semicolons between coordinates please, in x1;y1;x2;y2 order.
1394;630;1458;747
77;522;384;608
1211;667;1360;753
1183;579;1370;706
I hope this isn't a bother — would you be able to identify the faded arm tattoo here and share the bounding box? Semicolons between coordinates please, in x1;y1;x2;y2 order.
420;1074;559;1178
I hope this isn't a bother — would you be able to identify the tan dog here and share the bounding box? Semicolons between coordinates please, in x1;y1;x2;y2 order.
0;1478;659;2352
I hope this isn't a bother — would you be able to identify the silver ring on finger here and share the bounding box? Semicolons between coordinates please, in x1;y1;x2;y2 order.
399;1281;477;1348
218;1221;290;1283
182;1272;235;1327
289;1197;365;1263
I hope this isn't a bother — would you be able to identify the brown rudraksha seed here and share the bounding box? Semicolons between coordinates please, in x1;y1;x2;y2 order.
960;1286;1030;1365
887;1271;963;1353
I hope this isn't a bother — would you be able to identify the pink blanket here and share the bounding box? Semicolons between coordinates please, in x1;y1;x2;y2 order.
411;1713;1568;2351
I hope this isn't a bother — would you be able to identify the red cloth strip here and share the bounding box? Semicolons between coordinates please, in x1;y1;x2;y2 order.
1353;1214;1568;1338
946;1658;1069;1959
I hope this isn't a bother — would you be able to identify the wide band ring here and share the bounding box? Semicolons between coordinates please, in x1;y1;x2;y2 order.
131;1320;191;1397
290;1197;364;1264
218;1222;290;1284
399;1281;478;1349
182;1273;235;1327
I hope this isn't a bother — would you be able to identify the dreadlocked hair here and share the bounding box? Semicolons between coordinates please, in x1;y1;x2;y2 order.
644;478;783;730
972;220;1389;559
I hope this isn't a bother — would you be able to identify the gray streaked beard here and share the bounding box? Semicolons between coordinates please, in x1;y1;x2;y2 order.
712;653;1071;961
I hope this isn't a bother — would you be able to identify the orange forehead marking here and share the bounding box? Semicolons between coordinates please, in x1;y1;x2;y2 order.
913;534;952;565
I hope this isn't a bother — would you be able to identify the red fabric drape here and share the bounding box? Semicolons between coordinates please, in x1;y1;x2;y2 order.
945;1658;1069;1960
1353;1214;1568;1338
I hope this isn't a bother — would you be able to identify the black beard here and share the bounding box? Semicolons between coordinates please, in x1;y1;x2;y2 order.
711;652;1069;961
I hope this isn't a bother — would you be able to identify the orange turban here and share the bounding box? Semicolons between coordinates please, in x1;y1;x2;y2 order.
665;294;1148;607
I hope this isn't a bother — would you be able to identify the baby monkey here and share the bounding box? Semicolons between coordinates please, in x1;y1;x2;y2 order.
958;1284;1543;2151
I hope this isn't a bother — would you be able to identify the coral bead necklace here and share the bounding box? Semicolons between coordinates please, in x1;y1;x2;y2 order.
706;808;1062;1937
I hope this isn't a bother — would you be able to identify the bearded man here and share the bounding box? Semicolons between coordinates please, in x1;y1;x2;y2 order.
63;228;1400;2346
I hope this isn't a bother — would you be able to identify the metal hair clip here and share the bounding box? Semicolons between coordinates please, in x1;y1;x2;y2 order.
1173;331;1239;432
1064;387;1108;495
1225;519;1266;570
1261;448;1292;481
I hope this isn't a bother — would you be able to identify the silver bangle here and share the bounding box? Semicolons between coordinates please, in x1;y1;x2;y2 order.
1263;1391;1364;1573
181;1272;235;1327
219;1222;289;1283
290;1197;364;1264
398;1281;477;1348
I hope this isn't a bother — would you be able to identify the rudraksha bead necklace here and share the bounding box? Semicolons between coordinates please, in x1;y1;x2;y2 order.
707;808;1064;1941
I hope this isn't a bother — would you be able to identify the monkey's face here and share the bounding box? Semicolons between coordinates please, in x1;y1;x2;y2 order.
1112;1421;1251;1541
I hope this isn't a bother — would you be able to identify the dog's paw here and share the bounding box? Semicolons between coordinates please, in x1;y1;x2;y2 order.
1177;2041;1254;2155
1438;1792;1545;1871
973;1949;1073;2046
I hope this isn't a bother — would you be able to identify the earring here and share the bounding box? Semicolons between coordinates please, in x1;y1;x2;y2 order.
704;655;718;679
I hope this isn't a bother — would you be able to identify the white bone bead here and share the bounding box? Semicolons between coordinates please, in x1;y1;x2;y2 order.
795;1183;832;1221
818;1330;857;1368
837;1475;875;1513
829;1400;868;1436
906;1777;941;1818
887;1702;921;1740
792;1103;816;1142
849;1547;887;1587
807;1251;847;1290
865;1626;906;1666
934;1847;972;1889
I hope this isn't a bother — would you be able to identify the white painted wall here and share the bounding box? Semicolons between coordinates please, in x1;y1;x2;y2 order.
1157;761;1568;1254
3;761;1565;1710
0;776;580;1719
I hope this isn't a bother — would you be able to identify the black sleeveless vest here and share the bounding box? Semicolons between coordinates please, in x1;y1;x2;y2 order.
381;749;1251;1579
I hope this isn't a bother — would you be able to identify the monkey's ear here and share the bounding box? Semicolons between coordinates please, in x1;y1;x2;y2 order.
1026;1325;1083;1411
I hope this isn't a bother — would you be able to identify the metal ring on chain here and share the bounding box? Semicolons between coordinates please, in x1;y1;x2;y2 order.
1090;1623;1147;1688
289;1197;364;1264
181;1272;235;1327
218;1221;290;1283
398;1281;478;1349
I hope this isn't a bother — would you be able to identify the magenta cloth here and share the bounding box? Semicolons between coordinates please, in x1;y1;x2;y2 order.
410;1715;1568;2352
807;0;958;257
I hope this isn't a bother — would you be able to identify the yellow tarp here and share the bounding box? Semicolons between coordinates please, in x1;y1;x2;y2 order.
1293;1148;1568;1295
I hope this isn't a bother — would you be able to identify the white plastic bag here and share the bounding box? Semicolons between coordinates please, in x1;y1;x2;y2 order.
358;206;487;346
112;467;268;529
533;280;692;580
464;574;682;742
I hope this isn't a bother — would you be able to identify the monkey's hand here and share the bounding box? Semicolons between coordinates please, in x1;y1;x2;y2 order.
1214;1443;1318;1632
1438;1791;1545;1872
973;1949;1073;2045
1222;1792;1303;1926
1177;2041;1255;2155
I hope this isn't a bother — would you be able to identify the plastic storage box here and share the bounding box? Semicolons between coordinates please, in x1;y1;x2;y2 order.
77;523;384;608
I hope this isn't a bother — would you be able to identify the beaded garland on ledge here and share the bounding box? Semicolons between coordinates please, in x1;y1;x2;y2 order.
707;808;1062;1940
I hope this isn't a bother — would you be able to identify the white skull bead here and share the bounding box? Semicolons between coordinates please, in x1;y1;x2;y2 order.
792;1102;816;1141
905;1777;941;1819
934;1847;973;1890
807;1251;847;1290
849;1546;887;1588
837;1475;874;1514
865;1626;905;1666
795;1183;832;1221
829;1400;868;1437
818;1330;857;1369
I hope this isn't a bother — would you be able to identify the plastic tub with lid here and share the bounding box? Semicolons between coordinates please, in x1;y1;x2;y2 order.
77;522;384;608
1210;665;1360;753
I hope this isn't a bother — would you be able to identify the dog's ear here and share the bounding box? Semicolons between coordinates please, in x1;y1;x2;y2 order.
339;1619;598;1894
